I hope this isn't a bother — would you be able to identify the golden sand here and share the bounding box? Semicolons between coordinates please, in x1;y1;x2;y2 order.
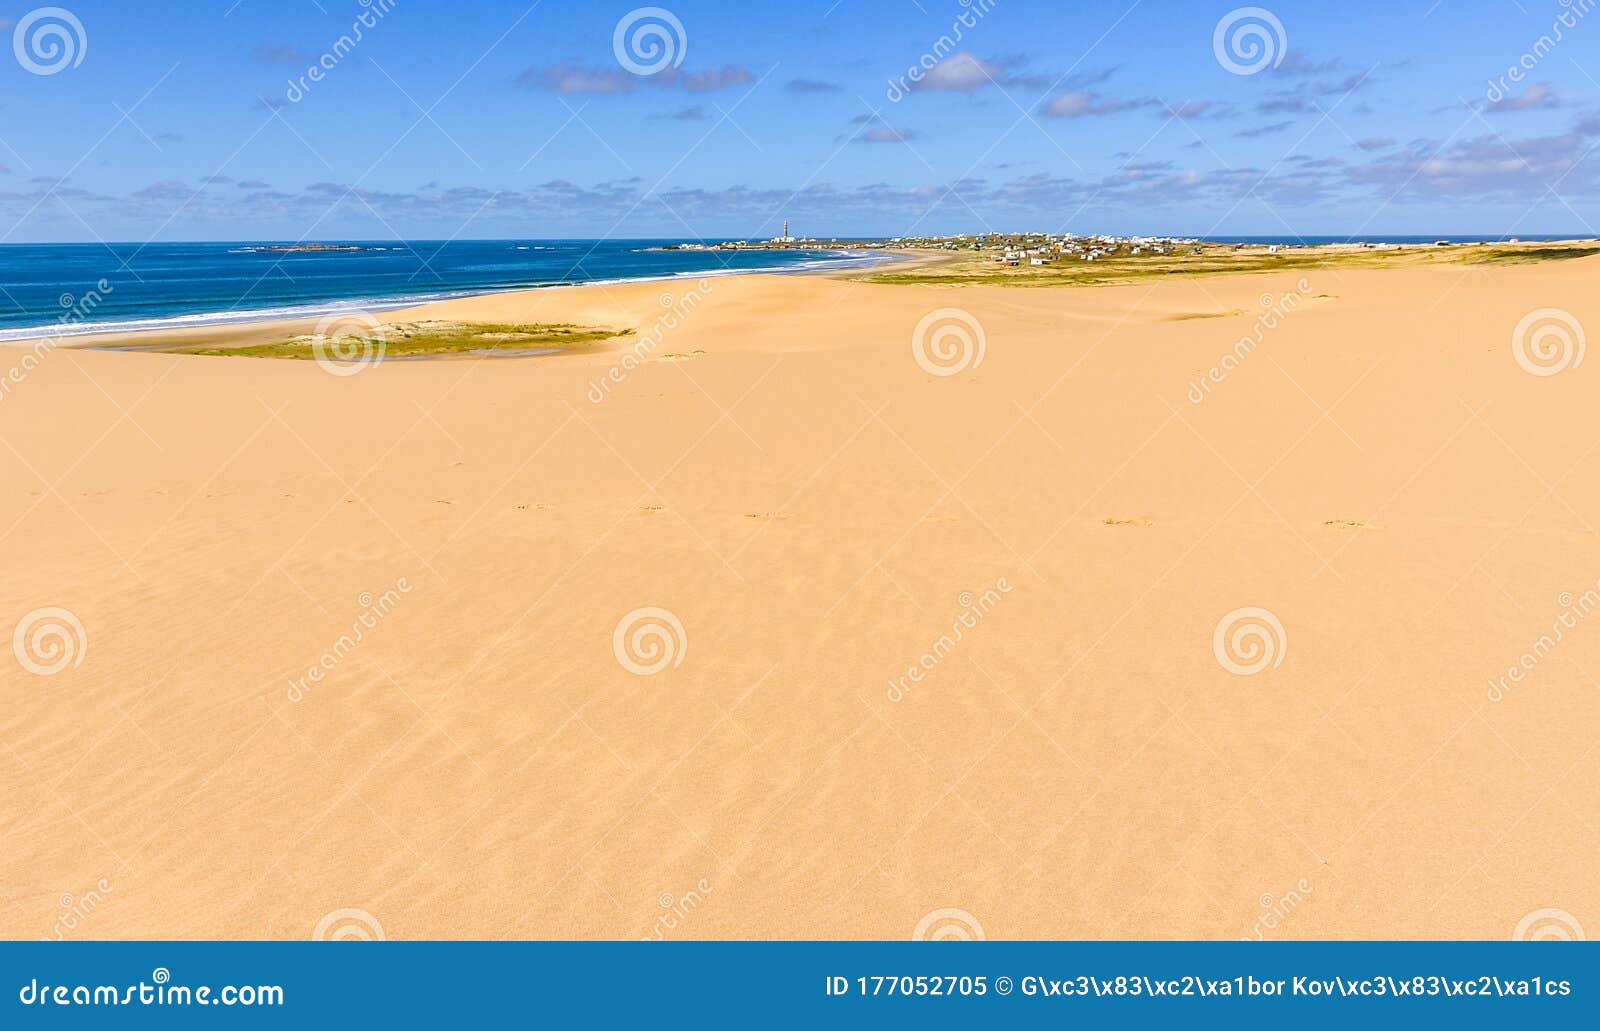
3;259;1597;940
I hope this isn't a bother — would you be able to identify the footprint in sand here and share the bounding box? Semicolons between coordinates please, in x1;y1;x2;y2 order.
515;503;552;511
436;499;455;506
1323;519;1376;531
659;350;707;362
1103;516;1153;527
743;512;789;521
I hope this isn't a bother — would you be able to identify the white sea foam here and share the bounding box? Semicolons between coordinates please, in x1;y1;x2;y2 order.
0;250;894;345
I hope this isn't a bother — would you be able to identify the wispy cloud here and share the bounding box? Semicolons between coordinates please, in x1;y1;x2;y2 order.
1274;51;1342;78
12;104;1600;236
129;180;194;203
785;78;841;94
1258;70;1374;114
521;63;633;95
519;63;756;96
911;53;1049;93
857;126;915;143
1488;82;1558;113
1235;120;1293;138
1349;123;1599;196
1042;91;1155;118
1166;100;1232;120
673;66;758;92
847;114;915;143
252;44;314;65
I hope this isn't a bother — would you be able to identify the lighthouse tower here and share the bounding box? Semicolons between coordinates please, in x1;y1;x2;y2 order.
774;220;795;244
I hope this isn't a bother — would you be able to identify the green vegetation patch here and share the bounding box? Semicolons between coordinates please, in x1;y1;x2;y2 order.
178;321;628;360
1465;246;1600;265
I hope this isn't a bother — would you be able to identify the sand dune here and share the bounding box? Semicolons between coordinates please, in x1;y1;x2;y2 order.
3;260;1597;940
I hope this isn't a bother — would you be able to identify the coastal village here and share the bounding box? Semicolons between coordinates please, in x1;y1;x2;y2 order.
653;227;1524;284
658;227;1256;263
659;225;1202;259
903;232;1199;265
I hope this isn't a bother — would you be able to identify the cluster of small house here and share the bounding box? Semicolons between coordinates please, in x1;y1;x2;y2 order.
959;234;1197;266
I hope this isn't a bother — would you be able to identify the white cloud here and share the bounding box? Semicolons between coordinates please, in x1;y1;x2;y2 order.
1042;91;1154;118
919;53;1002;92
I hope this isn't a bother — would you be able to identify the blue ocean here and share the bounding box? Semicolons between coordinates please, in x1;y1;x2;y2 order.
0;239;884;341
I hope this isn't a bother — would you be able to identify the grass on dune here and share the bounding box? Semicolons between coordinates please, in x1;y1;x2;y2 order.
867;240;1600;288
181;321;627;360
1464;245;1600;264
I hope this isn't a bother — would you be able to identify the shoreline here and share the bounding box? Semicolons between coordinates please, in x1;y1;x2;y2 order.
6;237;1586;359
7;248;953;361
12;233;1589;353
0;247;906;350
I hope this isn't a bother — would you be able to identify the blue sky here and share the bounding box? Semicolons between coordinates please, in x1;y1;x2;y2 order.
2;0;1598;241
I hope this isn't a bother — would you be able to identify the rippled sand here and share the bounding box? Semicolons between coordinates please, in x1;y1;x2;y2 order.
3;259;1596;940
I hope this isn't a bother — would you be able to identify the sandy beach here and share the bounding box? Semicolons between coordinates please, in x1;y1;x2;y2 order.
3;257;1597;941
